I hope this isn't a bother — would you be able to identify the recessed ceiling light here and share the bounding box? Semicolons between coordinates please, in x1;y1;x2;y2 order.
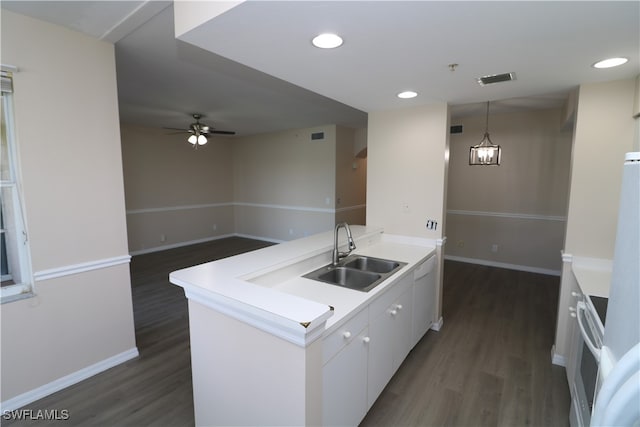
312;33;343;49
593;57;628;69
397;91;418;99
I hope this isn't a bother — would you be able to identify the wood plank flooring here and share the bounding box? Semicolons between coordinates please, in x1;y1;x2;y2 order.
2;237;274;427
360;261;570;427
3;241;570;426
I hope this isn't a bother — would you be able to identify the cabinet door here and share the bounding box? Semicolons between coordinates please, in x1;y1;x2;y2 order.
392;288;413;372
367;308;395;409
367;275;413;409
323;328;369;427
411;257;436;347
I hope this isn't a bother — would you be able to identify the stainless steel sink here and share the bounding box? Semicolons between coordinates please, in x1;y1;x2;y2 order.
343;256;401;273
316;267;381;290
303;255;406;292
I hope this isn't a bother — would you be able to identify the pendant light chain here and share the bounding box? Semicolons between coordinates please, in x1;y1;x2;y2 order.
484;101;490;135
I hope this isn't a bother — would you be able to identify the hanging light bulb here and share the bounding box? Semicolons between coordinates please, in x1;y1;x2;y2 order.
469;101;501;165
197;134;207;145
188;134;197;145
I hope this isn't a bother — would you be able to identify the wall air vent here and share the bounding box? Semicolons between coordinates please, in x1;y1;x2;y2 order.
450;125;463;134
476;72;516;86
311;132;325;140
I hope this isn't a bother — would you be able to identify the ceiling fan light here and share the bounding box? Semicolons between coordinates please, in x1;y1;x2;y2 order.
197;134;207;145
188;134;197;144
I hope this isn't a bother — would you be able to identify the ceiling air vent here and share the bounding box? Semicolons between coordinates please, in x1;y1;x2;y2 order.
476;72;516;86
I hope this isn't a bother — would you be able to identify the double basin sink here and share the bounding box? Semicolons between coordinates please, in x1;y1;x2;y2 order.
303;255;407;292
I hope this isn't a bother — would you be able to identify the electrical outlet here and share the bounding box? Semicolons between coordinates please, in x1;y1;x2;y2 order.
402;202;410;213
426;220;437;230
457;240;464;248
492;244;498;253
160;234;166;242
212;224;217;231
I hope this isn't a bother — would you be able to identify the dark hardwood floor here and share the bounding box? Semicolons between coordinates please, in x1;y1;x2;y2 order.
3;240;570;426
361;261;570;427
2;237;274;427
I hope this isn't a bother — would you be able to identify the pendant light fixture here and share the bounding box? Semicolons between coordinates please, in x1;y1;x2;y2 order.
469;101;501;166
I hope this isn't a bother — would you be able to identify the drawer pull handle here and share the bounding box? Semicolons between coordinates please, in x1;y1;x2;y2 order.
396;304;403;311
390;309;398;316
362;336;370;344
343;331;352;339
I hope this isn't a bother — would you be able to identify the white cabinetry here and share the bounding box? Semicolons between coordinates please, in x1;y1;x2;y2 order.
321;252;437;425
411;255;436;347
323;308;369;426
367;274;413;408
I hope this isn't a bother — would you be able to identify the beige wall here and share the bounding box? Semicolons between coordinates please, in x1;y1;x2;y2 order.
122;123;368;248
120;124;235;253
234;126;336;207
1;11;136;403
446;108;573;273
367;104;448;240
564;78;637;258
233;125;337;241
335;126;366;225
366;103;449;323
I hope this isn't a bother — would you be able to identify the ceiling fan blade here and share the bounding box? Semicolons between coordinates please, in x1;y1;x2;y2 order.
210;130;236;135
163;127;189;132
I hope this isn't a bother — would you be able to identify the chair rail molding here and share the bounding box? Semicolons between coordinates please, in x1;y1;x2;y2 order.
447;209;567;222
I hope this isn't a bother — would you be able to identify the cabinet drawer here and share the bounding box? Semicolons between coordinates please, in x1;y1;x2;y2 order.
323;307;368;365
369;274;412;319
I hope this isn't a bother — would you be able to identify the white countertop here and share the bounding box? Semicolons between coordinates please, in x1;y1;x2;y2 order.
572;256;612;298
169;225;436;346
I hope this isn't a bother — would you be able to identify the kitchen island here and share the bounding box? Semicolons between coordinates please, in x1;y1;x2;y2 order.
170;225;440;426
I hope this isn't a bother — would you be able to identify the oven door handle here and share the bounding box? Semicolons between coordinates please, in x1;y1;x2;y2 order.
577;301;602;362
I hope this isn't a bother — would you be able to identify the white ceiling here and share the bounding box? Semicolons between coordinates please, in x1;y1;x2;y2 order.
2;1;639;135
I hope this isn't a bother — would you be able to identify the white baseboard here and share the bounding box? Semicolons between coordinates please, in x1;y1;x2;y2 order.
444;255;561;276
551;345;566;367
0;347;139;412
431;316;444;331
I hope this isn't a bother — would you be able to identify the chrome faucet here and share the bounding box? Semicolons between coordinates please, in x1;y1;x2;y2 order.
332;222;356;266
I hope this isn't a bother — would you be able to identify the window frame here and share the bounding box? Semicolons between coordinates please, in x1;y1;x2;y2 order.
1;67;34;303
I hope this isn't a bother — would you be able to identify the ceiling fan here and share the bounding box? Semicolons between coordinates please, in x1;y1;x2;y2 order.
165;114;236;147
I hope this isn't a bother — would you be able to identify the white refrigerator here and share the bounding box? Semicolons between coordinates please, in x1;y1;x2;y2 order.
591;152;640;426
